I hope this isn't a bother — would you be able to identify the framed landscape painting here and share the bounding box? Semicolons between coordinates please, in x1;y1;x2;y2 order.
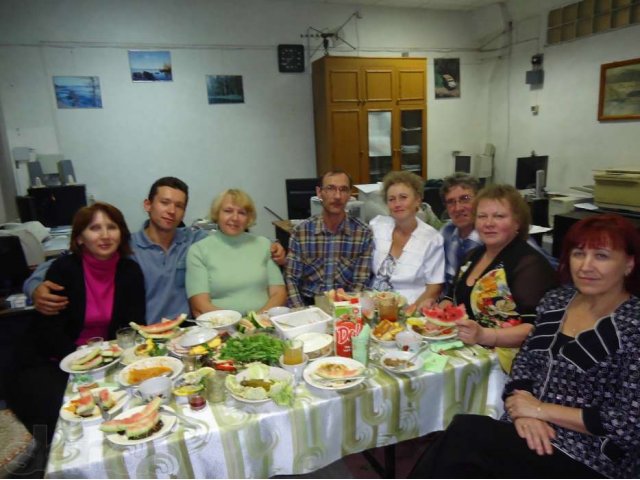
206;75;244;104
53;76;102;108
598;57;640;121
129;50;172;82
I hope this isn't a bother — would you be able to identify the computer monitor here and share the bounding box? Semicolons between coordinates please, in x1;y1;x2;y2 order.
454;155;472;174
0;236;30;297
454;153;493;179
285;178;318;220
516;155;548;190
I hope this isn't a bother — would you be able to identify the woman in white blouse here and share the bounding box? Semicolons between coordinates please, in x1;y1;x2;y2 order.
370;171;445;309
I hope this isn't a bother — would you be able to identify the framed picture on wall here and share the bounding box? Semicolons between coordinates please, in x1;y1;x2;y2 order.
53;76;102;109
206;75;245;104
128;50;173;82
598;57;640;121
434;58;460;99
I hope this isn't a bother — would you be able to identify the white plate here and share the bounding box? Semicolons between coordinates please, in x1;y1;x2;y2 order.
59;345;122;375
380;350;423;374
104;405;176;446
59;387;128;423
195;310;242;330
227;366;293;403
117;356;184;387
408;321;458;341
369;330;397;348
303;356;366;391
179;327;218;348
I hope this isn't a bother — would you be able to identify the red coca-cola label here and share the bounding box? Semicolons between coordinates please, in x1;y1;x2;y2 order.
334;317;364;358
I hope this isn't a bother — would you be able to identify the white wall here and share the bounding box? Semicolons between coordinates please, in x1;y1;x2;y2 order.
2;0;637;236
481;0;640;190
0;0;489;237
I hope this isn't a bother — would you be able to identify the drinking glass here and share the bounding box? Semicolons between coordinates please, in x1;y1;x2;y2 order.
205;371;227;403
378;296;398;322
116;327;136;349
60;418;83;442
183;355;201;373
283;339;304;365
86;336;104;348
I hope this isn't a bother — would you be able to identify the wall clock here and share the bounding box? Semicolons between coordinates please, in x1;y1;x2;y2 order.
277;44;305;73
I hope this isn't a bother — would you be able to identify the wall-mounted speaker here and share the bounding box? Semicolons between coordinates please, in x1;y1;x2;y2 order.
526;70;544;85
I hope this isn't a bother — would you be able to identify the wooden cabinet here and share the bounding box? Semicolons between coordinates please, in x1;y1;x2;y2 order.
312;56;427;184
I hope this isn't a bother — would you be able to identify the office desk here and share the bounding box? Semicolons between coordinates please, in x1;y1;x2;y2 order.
46;346;505;478
42;235;70;258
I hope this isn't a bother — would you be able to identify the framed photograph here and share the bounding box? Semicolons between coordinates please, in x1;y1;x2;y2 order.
598;57;640;121
128;50;172;82
206;75;244;104
434;58;460;99
53;76;102;109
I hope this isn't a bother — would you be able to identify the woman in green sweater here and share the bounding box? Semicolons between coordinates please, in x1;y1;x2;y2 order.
186;189;286;316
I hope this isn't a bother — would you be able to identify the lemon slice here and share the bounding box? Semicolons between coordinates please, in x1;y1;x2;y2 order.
196;366;215;377
407;317;425;327
173;384;204;396
182;366;216;385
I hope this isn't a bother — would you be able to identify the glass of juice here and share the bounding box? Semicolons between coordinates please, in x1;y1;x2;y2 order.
283;339;304;365
378;296;398;322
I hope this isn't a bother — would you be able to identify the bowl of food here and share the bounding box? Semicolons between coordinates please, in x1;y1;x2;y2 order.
371;319;405;347
380;350;423;374
195;310;242;330
295;332;333;360
117;356;184;387
271;307;333;340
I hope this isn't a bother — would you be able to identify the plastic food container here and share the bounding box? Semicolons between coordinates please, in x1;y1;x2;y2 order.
271;307;333;340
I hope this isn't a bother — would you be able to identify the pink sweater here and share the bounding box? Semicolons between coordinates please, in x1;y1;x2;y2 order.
76;251;119;346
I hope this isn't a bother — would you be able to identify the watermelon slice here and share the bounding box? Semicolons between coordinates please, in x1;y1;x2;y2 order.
130;313;187;334
125;411;161;439
72;347;101;366
76;388;97;417
423;304;468;327
100;397;162;433
70;354;104;371
96;388;116;410
101;344;122;358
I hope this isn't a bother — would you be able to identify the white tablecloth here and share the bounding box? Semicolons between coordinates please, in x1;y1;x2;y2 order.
45;346;506;478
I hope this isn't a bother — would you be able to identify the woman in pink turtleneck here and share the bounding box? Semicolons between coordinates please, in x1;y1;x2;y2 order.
35;202;146;357
9;202;145;441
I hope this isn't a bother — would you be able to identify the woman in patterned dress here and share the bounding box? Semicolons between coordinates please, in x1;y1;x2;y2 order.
441;184;556;372
411;213;640;478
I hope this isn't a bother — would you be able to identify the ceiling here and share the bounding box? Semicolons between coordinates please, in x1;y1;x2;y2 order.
290;0;501;11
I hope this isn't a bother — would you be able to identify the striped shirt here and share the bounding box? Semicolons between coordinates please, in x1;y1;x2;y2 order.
285;214;373;308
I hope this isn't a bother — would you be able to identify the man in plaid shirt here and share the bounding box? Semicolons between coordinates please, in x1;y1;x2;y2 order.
285;171;373;308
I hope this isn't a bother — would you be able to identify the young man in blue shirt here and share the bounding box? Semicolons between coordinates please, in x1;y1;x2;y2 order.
24;177;285;324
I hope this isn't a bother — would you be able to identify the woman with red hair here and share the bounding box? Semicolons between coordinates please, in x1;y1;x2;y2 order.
411;214;640;478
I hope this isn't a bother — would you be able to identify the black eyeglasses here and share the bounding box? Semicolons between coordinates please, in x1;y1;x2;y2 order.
444;194;473;207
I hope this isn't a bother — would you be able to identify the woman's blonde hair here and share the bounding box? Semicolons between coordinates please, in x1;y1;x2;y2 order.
472;184;531;241
210;189;257;227
382;170;424;201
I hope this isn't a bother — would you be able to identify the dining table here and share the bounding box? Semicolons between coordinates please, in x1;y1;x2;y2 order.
45;343;507;479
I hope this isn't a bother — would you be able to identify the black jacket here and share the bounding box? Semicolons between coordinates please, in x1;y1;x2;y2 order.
31;253;146;360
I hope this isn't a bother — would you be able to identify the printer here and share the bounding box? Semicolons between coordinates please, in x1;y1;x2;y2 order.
593;167;640;212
